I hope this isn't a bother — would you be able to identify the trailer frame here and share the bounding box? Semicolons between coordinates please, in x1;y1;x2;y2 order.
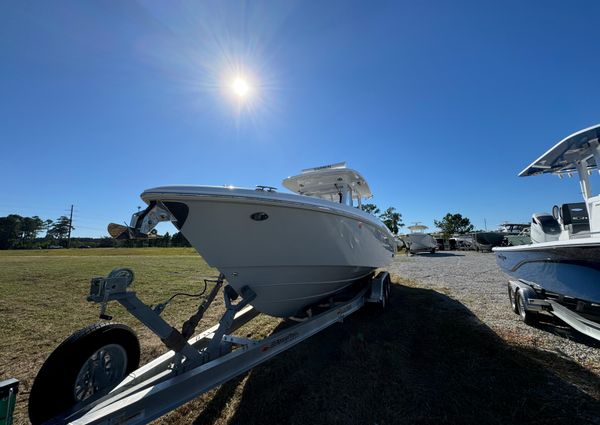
40;269;391;424
507;279;600;341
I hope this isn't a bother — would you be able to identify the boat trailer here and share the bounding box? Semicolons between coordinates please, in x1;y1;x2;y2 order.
28;269;391;424
507;279;600;341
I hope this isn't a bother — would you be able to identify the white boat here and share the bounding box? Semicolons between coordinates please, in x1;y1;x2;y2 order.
406;223;437;254
109;162;396;317
497;222;530;234
497;222;531;246
494;124;600;305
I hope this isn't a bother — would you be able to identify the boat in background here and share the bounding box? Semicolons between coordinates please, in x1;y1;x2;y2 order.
405;223;437;254
498;222;531;246
109;162;396;317
452;234;474;250
494;124;600;306
498;222;530;234
472;232;505;252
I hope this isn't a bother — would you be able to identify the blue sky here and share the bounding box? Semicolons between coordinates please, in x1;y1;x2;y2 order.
3;0;600;236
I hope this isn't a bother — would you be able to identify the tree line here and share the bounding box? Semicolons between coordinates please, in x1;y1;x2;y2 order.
0;214;191;249
360;204;404;234
0;214;71;249
0;209;475;250
360;205;475;237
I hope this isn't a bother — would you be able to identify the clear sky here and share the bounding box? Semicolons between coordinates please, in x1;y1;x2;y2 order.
3;0;600;237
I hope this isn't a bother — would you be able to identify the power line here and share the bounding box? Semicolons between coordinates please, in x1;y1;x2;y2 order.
67;205;73;248
75;225;105;231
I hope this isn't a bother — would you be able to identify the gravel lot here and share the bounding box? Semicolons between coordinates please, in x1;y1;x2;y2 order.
388;250;600;383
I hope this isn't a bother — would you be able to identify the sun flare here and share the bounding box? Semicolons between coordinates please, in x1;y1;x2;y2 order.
231;77;250;98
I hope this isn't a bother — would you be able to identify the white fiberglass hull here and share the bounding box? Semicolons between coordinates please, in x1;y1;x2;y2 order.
142;186;396;317
407;233;437;253
494;238;600;304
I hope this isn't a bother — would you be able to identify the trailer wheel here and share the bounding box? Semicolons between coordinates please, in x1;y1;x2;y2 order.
382;274;391;309
508;285;519;314
515;290;538;326
29;322;140;425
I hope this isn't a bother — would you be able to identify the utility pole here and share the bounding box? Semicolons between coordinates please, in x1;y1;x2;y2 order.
67;204;73;248
484;218;487;231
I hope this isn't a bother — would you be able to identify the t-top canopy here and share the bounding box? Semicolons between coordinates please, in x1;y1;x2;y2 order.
282;162;373;200
519;124;600;177
408;224;428;232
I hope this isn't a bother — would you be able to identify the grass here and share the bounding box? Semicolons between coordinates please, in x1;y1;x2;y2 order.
0;247;255;424
0;247;197;256
1;248;600;424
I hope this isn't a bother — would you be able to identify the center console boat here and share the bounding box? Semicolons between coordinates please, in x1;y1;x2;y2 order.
110;162;396;317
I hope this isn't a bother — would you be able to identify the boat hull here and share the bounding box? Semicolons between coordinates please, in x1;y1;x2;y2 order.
494;240;600;304
473;232;505;252
143;188;395;317
407;234;437;253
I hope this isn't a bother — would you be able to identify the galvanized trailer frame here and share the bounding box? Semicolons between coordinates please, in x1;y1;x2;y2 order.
53;269;390;424
507;279;600;341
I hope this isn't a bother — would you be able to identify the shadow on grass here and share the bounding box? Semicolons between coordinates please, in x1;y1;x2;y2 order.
194;285;600;425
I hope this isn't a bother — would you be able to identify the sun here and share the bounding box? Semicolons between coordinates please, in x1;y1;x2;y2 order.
231;77;250;98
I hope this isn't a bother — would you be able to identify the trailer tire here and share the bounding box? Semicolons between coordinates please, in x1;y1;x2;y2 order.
385;275;391;304
516;290;538;326
508;285;519;314
382;274;391;309
29;322;140;425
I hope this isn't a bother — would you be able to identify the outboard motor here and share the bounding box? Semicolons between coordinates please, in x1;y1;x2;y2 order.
530;212;561;243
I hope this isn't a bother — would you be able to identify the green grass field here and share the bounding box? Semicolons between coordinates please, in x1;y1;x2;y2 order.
2;248;599;424
0;248;282;424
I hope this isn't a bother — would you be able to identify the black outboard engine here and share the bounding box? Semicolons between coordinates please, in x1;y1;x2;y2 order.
530;212;561;243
